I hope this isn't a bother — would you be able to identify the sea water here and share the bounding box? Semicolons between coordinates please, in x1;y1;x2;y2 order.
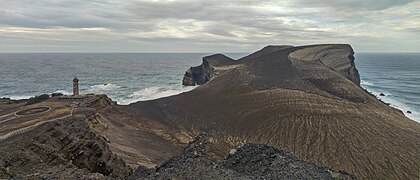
0;52;419;122
0;53;205;105
356;53;420;122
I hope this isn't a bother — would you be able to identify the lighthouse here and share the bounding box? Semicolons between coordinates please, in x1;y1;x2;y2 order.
73;77;79;96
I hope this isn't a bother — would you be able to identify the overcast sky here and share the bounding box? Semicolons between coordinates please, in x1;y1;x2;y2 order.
0;0;419;52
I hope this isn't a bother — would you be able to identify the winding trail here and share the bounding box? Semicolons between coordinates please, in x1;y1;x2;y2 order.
0;107;52;125
0;108;74;141
0;116;16;125
0;112;16;119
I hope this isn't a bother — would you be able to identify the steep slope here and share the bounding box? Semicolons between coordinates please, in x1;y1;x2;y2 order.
238;45;294;62
203;53;236;67
0;115;131;179
120;44;420;179
289;44;360;85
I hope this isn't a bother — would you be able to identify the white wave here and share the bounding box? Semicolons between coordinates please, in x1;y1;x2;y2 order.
367;89;420;123
360;80;374;86
54;90;71;95
89;83;121;93
117;86;196;105
6;95;33;100
4;90;70;100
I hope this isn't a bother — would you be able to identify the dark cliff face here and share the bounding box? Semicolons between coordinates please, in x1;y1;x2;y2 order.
182;59;213;86
182;54;235;86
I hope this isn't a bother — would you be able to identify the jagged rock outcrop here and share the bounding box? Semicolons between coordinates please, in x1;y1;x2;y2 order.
182;54;235;86
130;133;350;179
0;115;131;179
182;60;213;86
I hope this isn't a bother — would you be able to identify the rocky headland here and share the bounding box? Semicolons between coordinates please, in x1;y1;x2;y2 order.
1;44;419;179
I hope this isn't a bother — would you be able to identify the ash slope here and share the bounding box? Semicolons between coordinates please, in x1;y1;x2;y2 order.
124;44;420;179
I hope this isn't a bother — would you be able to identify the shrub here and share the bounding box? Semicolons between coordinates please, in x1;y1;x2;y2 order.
25;94;50;105
51;92;64;97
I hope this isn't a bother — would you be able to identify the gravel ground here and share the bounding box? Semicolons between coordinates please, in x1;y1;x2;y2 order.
131;133;353;179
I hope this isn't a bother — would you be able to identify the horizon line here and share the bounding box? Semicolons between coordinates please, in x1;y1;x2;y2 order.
1;51;420;54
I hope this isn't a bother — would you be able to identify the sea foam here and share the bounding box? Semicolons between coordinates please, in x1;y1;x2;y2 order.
54;90;71;95
362;82;419;122
360;80;374;86
117;86;196;105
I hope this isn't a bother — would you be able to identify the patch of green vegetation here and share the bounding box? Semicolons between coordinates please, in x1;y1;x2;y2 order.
51;92;63;97
331;172;341;180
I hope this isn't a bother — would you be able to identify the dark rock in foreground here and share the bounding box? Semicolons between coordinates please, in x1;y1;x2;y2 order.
0;114;131;179
130;133;351;180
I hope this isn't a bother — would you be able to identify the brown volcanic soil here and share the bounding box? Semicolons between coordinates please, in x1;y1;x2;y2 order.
15;107;50;115
110;44;420;179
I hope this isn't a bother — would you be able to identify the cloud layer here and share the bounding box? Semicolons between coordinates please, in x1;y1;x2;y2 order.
0;0;419;52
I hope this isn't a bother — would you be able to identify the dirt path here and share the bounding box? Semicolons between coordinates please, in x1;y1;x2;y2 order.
0;112;16;119
0;108;74;141
0;107;52;125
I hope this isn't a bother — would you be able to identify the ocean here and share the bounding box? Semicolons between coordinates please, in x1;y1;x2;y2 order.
0;53;419;122
355;53;420;122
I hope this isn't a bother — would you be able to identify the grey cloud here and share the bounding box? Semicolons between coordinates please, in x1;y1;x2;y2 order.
294;0;417;10
123;0;267;27
0;0;419;52
123;1;319;39
0;0;155;30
